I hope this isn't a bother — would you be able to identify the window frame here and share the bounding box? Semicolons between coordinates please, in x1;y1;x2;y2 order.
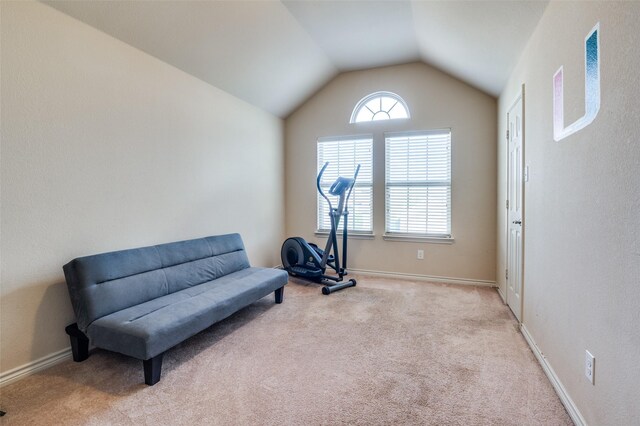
350;91;410;124
383;129;453;242
316;134;374;236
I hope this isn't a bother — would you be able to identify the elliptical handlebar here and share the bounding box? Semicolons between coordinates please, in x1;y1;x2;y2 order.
344;164;361;207
317;162;333;211
317;162;361;213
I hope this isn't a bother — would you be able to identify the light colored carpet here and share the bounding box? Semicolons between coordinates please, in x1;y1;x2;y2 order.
1;275;571;425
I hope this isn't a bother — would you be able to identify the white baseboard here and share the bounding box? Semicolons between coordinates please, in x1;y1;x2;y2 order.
349;268;497;287
276;263;496;288
496;285;507;303
0;347;72;388
521;325;586;426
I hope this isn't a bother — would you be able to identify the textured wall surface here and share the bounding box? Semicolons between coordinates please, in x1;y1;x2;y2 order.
1;2;284;374
497;2;640;424
285;63;497;282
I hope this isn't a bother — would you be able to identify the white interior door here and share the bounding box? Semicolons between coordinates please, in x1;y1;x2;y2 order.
506;93;524;321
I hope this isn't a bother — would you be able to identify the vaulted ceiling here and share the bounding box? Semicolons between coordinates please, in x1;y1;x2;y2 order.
44;1;548;118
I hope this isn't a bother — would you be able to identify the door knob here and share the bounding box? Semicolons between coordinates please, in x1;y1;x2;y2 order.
512;220;522;225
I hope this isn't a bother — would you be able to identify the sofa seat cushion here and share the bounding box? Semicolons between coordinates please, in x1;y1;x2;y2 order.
86;267;287;360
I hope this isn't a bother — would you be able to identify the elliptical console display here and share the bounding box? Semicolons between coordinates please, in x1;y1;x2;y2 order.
281;162;359;295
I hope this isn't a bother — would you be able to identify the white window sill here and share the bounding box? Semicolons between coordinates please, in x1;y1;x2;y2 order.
382;234;455;244
314;231;375;240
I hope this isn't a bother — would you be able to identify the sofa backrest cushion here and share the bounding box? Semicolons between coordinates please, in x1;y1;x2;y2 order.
63;234;250;332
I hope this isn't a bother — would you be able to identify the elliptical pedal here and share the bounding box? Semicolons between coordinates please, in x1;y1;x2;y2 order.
291;265;322;276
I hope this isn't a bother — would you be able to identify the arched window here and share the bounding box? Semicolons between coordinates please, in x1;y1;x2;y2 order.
350;91;410;123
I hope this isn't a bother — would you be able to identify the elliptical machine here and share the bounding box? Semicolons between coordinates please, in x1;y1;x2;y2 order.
281;162;359;295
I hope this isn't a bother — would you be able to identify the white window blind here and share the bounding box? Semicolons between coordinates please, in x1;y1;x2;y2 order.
317;136;373;233
385;130;451;237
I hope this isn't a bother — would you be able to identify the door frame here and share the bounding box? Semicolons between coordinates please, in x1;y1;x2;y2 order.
505;84;525;323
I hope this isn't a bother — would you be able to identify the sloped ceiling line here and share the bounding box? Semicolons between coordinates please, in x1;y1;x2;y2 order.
43;0;548;118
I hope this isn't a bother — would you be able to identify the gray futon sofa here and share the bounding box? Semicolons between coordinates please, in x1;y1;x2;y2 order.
63;233;288;385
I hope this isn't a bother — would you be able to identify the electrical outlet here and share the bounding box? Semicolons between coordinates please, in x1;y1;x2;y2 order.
585;350;595;384
417;250;424;260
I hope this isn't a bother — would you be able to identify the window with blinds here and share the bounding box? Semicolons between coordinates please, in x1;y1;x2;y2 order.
317;136;373;233
385;130;452;238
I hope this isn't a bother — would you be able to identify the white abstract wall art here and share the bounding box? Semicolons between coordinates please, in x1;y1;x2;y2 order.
553;22;600;142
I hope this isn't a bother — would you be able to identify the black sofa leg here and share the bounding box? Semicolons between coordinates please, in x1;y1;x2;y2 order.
65;323;89;362
275;286;284;304
143;353;164;386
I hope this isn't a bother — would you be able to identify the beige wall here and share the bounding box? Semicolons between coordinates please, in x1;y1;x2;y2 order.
0;2;284;375
497;2;640;424
285;63;497;282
